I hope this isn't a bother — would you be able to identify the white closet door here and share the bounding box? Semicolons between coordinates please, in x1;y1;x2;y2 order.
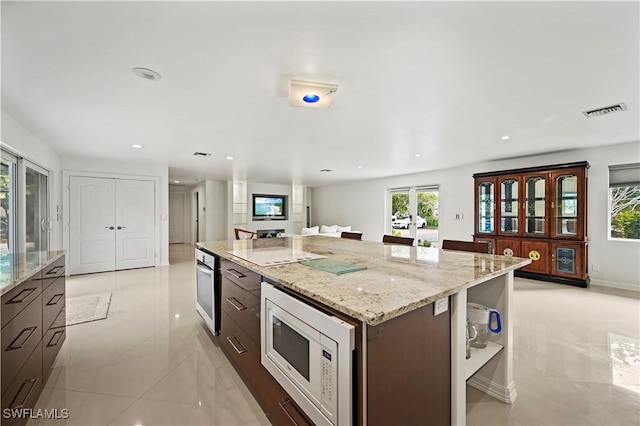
115;179;155;270
69;176;116;274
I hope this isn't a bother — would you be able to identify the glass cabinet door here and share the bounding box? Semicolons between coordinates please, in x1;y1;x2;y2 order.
524;175;547;236
499;177;519;235
554;173;578;237
477;180;495;234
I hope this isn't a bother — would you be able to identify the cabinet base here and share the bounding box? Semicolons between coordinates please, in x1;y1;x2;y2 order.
515;270;589;288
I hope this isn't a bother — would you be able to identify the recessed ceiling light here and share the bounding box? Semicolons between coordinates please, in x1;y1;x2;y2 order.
131;144;143;149
414;154;421;158
357;165;363;169
226;156;234;160
132;67;161;81
173;180;180;183
501;135;511;140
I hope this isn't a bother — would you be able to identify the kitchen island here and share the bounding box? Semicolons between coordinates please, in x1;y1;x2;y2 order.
1;251;66;426
197;236;530;425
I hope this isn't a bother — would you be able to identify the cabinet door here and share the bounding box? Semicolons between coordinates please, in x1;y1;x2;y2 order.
496;239;521;258
498;176;521;236
520;240;549;274
551;242;586;279
523;173;549;237
551;168;586;240
475;178;496;235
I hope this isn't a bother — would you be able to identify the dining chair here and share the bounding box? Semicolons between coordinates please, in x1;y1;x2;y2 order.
234;228;258;240
382;235;414;246
441;239;490;253
341;231;363;240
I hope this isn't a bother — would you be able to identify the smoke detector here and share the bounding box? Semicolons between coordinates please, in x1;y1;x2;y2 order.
583;103;626;118
289;80;338;109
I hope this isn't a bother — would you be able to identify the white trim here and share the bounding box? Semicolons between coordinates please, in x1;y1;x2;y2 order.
62;170;161;272
590;280;639;292
467;375;518;404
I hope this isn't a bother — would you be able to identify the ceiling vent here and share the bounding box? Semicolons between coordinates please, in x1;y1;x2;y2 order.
583;103;626;118
193;152;212;157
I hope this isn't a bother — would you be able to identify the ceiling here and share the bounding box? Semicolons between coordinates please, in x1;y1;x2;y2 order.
2;1;638;187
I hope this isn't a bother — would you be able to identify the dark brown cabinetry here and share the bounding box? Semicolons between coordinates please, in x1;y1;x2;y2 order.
218;259;313;426
474;162;589;287
1;255;66;426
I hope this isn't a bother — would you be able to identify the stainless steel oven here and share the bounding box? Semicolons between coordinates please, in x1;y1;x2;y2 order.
261;282;355;425
196;247;218;335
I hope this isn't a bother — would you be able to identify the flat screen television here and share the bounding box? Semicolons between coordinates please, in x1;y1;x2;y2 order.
252;194;287;220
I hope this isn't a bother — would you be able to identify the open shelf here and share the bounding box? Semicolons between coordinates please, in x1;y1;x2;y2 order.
465;341;504;380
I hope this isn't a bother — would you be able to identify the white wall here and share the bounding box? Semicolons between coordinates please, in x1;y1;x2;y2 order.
311;141;640;290
204;179;227;242
1;111;63;250
61;156;170;266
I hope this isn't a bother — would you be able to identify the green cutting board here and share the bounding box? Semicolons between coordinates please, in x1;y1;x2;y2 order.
300;258;367;275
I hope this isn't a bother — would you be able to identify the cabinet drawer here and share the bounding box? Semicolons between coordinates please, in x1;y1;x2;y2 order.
40;257;65;290
220;259;261;292
42;277;65;332
1;341;43;426
220;310;261;383
222;276;260;344
43;325;66;377
1;295;43;394
520;241;550;274
1;273;42;327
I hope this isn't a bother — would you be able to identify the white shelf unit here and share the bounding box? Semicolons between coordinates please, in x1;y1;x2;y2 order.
465;342;504;380
451;270;516;426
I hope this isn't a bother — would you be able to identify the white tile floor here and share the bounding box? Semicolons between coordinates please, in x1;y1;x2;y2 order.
29;244;639;425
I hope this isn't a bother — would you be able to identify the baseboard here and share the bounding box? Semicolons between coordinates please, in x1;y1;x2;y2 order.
589;279;639;293
467;375;517;404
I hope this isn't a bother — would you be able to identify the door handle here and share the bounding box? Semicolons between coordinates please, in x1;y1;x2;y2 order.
117;226;126;230
105;226;114;230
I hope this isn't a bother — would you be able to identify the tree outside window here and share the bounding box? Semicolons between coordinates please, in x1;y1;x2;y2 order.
610;186;640;240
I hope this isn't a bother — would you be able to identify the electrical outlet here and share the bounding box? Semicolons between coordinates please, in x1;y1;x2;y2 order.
592;263;600;272
453;213;464;220
434;297;448;316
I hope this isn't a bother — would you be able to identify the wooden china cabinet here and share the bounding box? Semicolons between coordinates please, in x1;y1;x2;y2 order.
473;162;589;287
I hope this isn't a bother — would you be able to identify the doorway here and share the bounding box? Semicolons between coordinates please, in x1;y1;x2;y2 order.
389;186;439;247
68;176;156;275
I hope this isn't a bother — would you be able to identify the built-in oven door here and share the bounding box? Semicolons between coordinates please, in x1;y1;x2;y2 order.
196;262;213;319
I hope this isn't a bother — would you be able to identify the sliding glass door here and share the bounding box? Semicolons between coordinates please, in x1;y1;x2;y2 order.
1;152;17;254
0;148;50;254
24;161;49;252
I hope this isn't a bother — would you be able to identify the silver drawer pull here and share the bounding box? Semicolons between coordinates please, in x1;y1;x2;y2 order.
279;398;306;426
47;330;65;347
226;268;246;279
6;288;37;304
226;297;246;311
45;265;63;275
46;294;64;306
6;326;38;351
9;378;38;410
226;335;247;354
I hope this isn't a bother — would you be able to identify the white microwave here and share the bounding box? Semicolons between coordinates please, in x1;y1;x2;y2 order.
261;282;355;426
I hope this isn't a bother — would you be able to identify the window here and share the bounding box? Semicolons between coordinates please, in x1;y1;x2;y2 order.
1;151;17;254
609;163;640;240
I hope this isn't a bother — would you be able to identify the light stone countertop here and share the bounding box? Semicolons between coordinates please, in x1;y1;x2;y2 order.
0;251;65;296
197;236;531;326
